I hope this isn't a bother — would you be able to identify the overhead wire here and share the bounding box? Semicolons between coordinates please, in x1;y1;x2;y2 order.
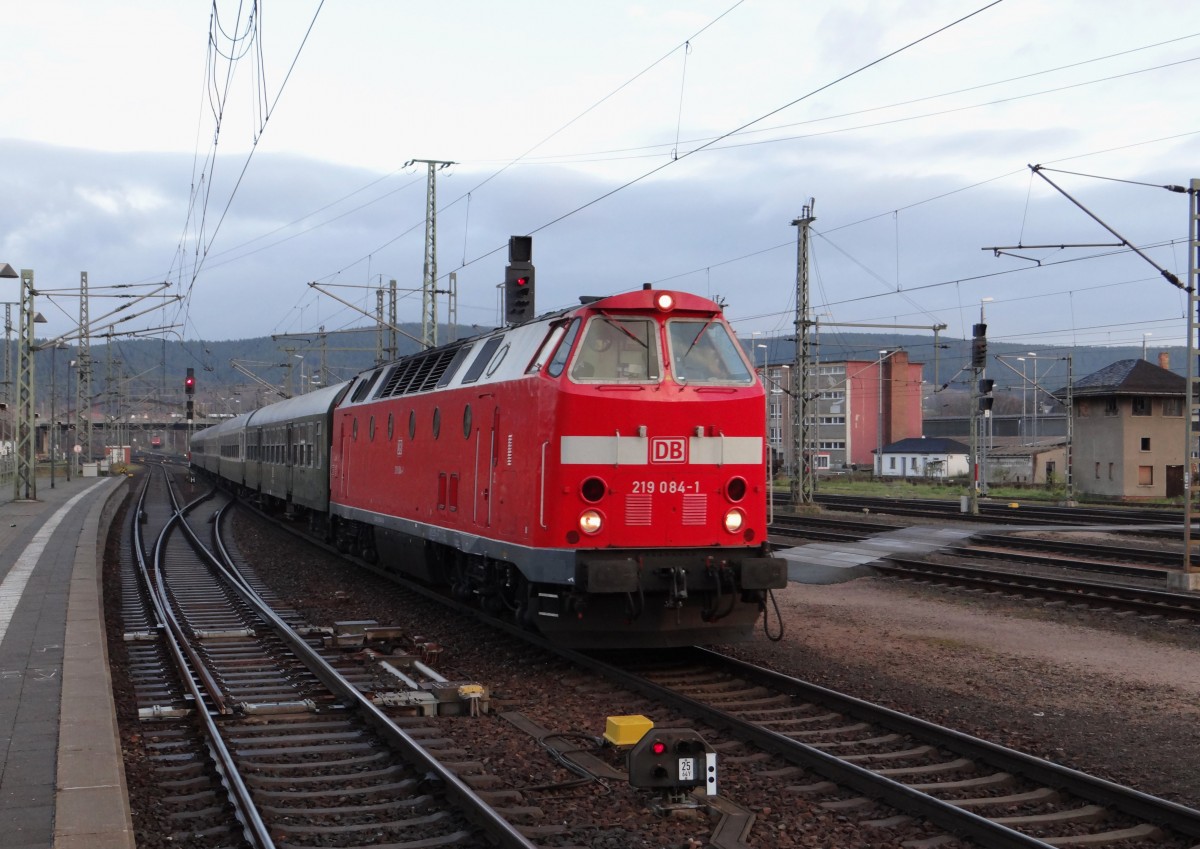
173;0;327;343
174;14;1188;337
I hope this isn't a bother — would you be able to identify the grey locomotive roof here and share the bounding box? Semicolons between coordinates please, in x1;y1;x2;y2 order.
247;381;350;427
880;436;970;454
1059;358;1184;399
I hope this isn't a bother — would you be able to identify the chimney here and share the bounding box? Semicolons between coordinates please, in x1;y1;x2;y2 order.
1158;352;1170;370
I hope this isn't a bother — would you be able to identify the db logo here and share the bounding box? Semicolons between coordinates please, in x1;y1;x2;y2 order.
650;437;687;464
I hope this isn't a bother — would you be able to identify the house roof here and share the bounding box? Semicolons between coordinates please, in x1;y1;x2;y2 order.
879;436;969;455
1059;358;1184;399
987;441;1066;458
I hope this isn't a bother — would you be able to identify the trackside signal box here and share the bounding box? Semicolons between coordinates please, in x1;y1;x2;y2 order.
627;728;717;796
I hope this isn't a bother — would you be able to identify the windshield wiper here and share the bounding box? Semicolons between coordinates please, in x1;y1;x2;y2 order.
599;312;647;348
682;317;716;357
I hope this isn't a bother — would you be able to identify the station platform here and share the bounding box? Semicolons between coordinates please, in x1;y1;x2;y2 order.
0;473;131;849
776;525;980;584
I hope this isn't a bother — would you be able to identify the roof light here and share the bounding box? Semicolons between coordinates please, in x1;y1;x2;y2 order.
654;293;675;312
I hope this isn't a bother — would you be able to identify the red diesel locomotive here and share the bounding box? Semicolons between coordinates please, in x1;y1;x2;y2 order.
194;285;787;648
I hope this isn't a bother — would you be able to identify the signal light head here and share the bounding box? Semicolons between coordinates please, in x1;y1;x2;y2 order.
651;740;666;755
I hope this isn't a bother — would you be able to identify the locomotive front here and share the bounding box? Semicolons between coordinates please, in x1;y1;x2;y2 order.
531;288;787;647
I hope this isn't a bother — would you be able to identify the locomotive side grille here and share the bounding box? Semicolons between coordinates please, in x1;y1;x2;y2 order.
681;493;707;525
418;347;460;391
625;494;652;525
378;359;418;397
377;347;463;398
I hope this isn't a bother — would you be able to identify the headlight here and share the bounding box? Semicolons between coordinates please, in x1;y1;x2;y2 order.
723;508;745;534
654;292;675;311
725;476;747;503
579;510;603;535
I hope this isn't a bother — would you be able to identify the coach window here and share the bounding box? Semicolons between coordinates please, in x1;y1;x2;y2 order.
571;317;660;383
432;407;441;439
667;319;754;385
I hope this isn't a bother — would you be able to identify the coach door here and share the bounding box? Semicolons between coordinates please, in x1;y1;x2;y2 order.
330;413;351;501
284;423;295;499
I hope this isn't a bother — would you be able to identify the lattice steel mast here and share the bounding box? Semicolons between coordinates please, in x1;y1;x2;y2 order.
791;202;816;506
407;159;454;349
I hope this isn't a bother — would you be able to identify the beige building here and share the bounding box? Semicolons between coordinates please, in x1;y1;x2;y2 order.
1063;357;1185;499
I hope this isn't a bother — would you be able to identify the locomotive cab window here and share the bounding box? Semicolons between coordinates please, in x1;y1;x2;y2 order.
570;317;660;383
528;320;576;374
667;319;754;385
546;318;580;378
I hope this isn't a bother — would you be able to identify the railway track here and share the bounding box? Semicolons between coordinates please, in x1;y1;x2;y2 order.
145;474;1200;846
811;493;1186;527
875;557;1200;624
116;466;536;848
772;508;1187;581
590;646;1200;848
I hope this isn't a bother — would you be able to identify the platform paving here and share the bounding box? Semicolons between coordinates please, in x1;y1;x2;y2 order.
0;473;131;849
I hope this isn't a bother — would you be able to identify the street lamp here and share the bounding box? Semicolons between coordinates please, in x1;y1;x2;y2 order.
1017;357;1027;442
877;350;892;477
757;344;772;522
1027;352;1040;443
0;265;16;466
49;341;67;488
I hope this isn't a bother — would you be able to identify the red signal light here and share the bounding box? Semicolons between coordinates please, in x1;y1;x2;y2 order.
516;276;529;286
651;740;666;756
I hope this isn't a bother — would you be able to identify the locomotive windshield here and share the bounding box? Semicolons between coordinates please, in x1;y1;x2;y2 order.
668;319;755;385
570;317;661;382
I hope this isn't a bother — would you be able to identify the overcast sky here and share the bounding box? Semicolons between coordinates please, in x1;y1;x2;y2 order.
2;0;1197;363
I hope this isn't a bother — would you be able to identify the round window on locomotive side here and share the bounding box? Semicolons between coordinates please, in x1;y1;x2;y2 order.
432;407;441;439
485;344;510;377
580;477;606;503
387;413;394;440
463;404;472;438
369;415;375;441
352;418;358;441
409;410;416;439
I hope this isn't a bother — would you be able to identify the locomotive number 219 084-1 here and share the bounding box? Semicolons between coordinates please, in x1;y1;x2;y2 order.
630;480;701;494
